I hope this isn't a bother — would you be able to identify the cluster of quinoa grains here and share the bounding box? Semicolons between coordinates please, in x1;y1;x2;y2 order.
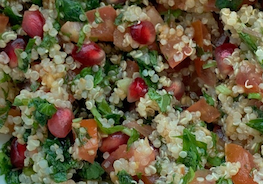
2;0;263;184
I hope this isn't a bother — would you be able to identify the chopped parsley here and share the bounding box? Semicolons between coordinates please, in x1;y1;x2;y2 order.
115;12;124;26
85;0;100;11
217;176;233;184
73;67;104;87
203;91;214;106
76;25;86;51
239;32;257;53
177;128;207;171
207;156;225;167
0;89;11;129
3;6;22;25
117;170;133;184
148;88;171;113
55;0;85;22
77;161;104;180
246;118;263;134
13;97;57;126
215;0;243;11
38;34;57;50
181;167;195;184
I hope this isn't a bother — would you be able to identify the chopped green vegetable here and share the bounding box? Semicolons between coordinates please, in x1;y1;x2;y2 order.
177;128;207;171
246;118;263;134
0;72;11;83
43;138;78;183
239;32;257;53
207;156;225;167
73;67;104;87
217;176;233;184
203;91;214;106
202;61;217;69
5;170;21;184
122;128;140;149
252;106;263;118
30;81;40;92
94;10;103;24
181;167;195;184
248;93;262;100
32;0;43;6
77;25;86;51
0;152;12;176
85;0;100;11
73;127;90;146
78;161;104;180
215;0;243;11
17;38;36;72
56;0;85;22
3;6;22;25
115;12;124;26
38;34;57;50
0;89;11;129
148;88;171;112
216;85;232;95
117;170;133;184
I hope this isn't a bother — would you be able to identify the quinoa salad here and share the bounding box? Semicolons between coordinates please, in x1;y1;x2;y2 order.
2;0;263;183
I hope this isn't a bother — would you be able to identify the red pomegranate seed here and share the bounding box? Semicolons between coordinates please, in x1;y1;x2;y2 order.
127;77;148;103
10;138;27;169
130;21;156;45
72;42;106;67
4;37;27;68
47;108;74;138
215;43;236;76
99;132;129;153
22;10;45;38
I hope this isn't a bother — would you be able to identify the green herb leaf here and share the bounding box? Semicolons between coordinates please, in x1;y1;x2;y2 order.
115;12;124;26
246;118;263;134
117;170;133;184
216;176;233;184
177;128;207;171
18;38;36;72
148;88;171;112
239;32;257;53
0;152;12;175
5;170;21;184
252;106;263;118
30;81;40;92
56;0;85;22
78;161;104;180
32;0;43;6
3;6;22;25
77;25;86;51
215;0;243;11
38;34;57;50
203;91;214;106
122;128;140;149
181;167;195;184
85;0;100;11
207;156;224;167
73;67;104;87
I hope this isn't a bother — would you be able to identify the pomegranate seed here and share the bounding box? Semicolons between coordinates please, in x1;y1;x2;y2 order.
22;10;45;38
164;79;185;100
47;108;74;138
127;77;148;103
72;42;106;67
99;132;129;153
130;21;156;45
10;138;26;169
215;43;236;76
4;37;27;68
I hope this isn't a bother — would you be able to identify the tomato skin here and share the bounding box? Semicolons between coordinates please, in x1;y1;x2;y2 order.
187;98;220;123
86;6;117;42
236;62;262;94
71;42;105;67
225;143;257;184
99;132;129;153
4;38;27;68
47;108;74;138
77;119;98;163
0;14;9;34
10;138;27;169
194;58;216;86
164;79;185;100
22;10;45;38
215;43;236;76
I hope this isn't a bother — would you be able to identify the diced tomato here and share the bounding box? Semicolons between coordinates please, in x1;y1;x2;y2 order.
236;62;263;94
47;108;74;138
164;79;185;100
127;77;148;103
113;29;132;52
145;6;164;26
159;37;192;68
130;21;156;45
77;119;98;163
225;143;257;184
190;169;215;184
86;6;117;42
102;140;155;175
0;14;9;34
204;0;218;12
10;138;26;169
71;42;105;67
125;121;153;137
99;132;129;153
187;98;220;123
141;174;159;184
215;43;236;76
126;60;139;78
194;57;216;86
22;10;45;38
192;20;212;52
60;21;83;43
4;37;27;68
